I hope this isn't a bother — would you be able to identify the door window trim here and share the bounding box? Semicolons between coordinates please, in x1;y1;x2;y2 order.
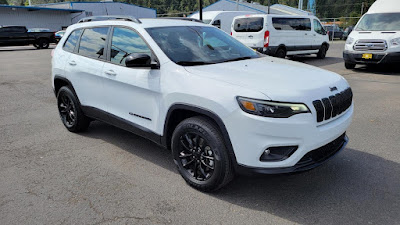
105;25;160;69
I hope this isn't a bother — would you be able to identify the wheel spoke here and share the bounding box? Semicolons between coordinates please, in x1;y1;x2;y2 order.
179;152;193;158
180;139;191;151
184;134;193;148
192;161;198;178
201;159;214;169
198;138;205;148
182;159;194;167
202;155;214;160
199;163;208;178
193;134;199;147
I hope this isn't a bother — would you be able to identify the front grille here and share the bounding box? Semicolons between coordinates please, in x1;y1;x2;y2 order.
313;88;353;123
353;39;387;52
297;133;346;166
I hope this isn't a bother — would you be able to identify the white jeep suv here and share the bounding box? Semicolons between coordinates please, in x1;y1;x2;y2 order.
52;16;353;191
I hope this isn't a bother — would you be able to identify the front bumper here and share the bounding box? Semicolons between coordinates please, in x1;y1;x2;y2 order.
237;133;348;175
343;50;400;64
224;103;353;171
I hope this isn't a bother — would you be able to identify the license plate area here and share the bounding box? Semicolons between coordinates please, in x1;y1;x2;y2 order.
362;53;373;59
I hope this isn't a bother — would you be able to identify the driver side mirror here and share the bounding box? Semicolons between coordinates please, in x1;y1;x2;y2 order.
212;20;221;29
125;53;159;69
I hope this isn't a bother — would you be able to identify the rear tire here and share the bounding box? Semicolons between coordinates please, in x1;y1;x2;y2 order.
275;48;286;58
57;86;90;132
36;38;49;49
171;116;234;192
317;45;327;59
345;62;356;69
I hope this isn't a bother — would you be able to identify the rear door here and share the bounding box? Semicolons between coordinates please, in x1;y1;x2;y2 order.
65;27;109;111
232;16;265;48
101;26;161;132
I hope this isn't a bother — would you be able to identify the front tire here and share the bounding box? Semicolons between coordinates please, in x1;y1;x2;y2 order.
345;62;356;69
317;45;327;59
171;116;234;192
57;86;90;132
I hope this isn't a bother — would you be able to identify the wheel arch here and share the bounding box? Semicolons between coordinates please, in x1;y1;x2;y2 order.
162;104;239;170
53;76;81;106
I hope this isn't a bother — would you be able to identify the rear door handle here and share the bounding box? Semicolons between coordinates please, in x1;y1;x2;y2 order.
68;60;76;66
105;70;116;76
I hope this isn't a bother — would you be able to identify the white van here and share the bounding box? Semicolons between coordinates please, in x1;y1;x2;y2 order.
343;0;400;69
190;11;256;33
232;14;330;58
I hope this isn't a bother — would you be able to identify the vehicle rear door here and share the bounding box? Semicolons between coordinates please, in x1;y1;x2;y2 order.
101;26;161;132
10;27;29;45
64;27;109;111
232;16;266;48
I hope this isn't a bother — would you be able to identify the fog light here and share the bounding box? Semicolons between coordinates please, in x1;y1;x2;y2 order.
260;146;298;162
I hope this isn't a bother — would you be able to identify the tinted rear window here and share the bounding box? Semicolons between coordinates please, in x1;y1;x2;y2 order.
0;27;26;33
63;29;81;52
272;18;311;31
78;27;109;59
234;17;264;32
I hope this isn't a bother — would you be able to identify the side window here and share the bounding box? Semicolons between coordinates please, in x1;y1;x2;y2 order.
313;20;325;35
78;27;109;59
110;27;151;66
63;29;81;52
272;18;311;31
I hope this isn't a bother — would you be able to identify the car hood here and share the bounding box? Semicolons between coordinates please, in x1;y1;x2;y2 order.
184;57;349;102
350;31;399;40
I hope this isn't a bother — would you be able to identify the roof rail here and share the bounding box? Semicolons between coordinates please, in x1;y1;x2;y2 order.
77;15;141;24
160;17;203;23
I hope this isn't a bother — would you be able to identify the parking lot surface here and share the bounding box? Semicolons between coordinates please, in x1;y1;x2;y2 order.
1;42;399;225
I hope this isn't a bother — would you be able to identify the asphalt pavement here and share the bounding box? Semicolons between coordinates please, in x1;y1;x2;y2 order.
0;42;399;225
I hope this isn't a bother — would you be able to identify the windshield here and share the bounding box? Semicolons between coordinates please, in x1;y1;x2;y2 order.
146;26;259;66
356;13;400;31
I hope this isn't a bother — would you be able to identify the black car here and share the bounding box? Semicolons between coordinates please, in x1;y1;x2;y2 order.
0;26;56;49
324;25;344;40
342;26;354;40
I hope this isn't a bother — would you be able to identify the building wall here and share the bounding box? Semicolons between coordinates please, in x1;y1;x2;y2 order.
39;2;156;23
0;8;74;31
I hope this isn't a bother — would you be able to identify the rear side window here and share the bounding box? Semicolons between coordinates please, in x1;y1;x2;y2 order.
78;27;109;59
272;18;311;31
110;27;151;66
63;29;81;53
234;17;264;32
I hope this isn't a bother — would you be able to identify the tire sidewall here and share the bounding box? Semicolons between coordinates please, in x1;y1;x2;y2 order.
171;119;228;190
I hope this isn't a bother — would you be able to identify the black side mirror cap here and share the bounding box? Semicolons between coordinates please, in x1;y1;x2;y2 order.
125;53;159;69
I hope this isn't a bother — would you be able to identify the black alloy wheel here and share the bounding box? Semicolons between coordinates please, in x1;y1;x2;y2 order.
57;86;90;132
171;116;234;192
58;93;76;128
178;132;215;181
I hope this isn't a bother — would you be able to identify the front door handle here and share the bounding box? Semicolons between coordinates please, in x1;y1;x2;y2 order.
68;60;76;66
105;70;116;76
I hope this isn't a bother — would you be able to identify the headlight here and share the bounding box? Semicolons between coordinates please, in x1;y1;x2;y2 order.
390;37;400;47
346;37;354;45
237;97;310;118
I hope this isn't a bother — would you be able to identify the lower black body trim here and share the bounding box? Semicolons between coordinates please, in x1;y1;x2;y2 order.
343;51;400;64
81;106;162;146
237;134;348;175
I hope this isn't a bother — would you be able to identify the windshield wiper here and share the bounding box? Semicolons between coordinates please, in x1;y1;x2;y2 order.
176;61;215;66
220;56;253;63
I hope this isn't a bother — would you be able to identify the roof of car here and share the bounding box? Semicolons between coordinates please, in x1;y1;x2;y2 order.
71;18;209;30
